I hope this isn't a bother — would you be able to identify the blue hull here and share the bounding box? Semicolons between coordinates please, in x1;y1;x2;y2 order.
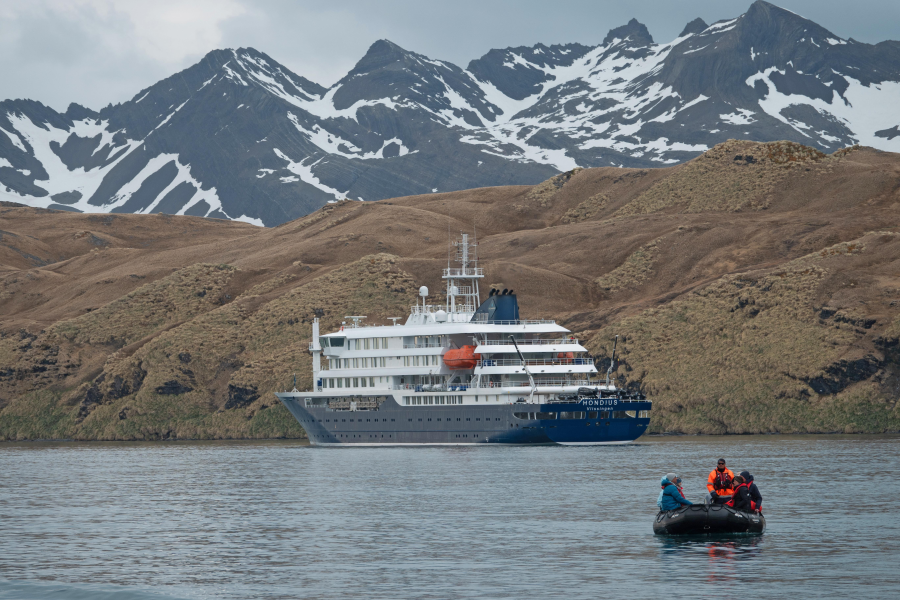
275;393;651;445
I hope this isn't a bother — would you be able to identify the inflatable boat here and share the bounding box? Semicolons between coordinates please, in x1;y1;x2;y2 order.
653;503;765;535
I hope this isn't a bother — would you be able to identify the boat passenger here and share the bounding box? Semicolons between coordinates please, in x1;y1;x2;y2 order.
707;458;735;501
658;472;693;511
739;470;763;511
726;475;754;512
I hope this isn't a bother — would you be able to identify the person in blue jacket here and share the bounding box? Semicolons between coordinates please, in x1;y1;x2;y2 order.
657;472;693;511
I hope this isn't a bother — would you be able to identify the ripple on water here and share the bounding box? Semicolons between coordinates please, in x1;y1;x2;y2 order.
1;436;899;599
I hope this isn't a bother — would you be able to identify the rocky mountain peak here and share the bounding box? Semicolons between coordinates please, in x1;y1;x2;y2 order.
679;17;708;37
347;39;418;76
602;18;654;47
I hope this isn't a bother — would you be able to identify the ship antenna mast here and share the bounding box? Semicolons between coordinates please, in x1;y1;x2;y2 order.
443;231;483;320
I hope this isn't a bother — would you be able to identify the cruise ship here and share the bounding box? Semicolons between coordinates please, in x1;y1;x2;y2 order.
275;234;651;445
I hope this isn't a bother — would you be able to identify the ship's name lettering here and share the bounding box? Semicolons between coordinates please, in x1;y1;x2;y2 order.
579;399;618;407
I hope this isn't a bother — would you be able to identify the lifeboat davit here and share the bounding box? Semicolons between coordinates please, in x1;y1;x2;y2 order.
443;346;480;370
653;503;766;535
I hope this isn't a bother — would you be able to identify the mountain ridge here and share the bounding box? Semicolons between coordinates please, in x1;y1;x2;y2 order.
2;0;900;225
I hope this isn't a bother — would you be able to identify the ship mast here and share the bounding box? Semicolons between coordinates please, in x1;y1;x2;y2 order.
443;233;483;322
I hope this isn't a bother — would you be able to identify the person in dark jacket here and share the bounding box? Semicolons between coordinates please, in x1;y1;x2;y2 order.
727;475;753;511
740;470;762;511
658;472;693;511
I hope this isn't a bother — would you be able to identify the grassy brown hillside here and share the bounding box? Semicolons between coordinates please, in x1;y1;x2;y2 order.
2;140;899;440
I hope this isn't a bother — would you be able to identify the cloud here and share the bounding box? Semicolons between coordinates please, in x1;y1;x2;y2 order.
0;0;897;112
0;0;245;110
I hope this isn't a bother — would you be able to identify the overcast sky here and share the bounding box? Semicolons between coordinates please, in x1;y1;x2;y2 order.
1;0;898;112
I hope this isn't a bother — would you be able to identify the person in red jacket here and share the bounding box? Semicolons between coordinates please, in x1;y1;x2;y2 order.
726;476;754;512
707;458;735;502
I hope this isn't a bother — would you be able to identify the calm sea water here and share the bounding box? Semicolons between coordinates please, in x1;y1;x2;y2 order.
2;435;898;599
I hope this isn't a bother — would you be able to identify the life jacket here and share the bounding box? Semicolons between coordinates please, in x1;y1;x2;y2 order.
725;482;753;510
708;468;734;494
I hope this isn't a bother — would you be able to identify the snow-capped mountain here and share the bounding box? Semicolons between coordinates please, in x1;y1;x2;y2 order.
2;1;899;226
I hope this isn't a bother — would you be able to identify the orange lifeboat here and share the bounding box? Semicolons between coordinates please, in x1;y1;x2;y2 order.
557;352;574;360
443;345;480;370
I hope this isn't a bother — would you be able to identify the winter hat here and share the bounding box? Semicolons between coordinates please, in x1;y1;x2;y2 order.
666;472;678;483
740;470;753;482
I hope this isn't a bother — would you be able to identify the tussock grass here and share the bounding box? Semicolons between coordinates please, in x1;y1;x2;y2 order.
1;254;418;441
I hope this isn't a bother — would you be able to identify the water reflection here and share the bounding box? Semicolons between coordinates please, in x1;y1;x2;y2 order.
656;535;763;583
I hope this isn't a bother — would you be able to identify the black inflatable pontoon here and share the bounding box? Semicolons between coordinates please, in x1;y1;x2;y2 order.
653;503;765;535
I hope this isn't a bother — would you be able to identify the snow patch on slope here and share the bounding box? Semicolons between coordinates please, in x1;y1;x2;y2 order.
746;68;900;150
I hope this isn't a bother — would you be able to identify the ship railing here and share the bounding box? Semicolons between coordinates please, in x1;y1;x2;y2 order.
392;384;469;392
469;316;557;325
409;304;443;315
403;342;444;349
478;338;580;346
477;358;594;367
443;267;484;278
474;379;594;388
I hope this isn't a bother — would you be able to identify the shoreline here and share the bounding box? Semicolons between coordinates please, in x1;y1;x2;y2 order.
3;432;899;446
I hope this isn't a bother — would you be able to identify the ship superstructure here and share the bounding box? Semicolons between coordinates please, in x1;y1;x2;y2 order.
275;234;651;445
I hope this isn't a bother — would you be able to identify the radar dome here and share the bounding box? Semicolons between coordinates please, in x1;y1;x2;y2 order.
419;286;429;297
434;310;448;322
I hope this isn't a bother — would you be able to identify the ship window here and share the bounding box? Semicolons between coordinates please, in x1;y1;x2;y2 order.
409;419;412;422
560;412;586;420
457;418;461;421
588;411;598;419
369;377;374;387
344;378;350;388
639;410;650;418
476;418;480;421
373;338;379;350
612;411;634;419
428;418;432;421
391;419;395;422
536;412;556;420
366;419;370;422
600;411;610;419
342;419;346;422
331;337;345;347
343;359;349;369
337;379;343;388
418;418;422;421
364;339;370;350
404;398;409;405
466;418;470;421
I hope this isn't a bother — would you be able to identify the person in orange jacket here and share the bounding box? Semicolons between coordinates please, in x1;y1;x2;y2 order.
707;458;735;502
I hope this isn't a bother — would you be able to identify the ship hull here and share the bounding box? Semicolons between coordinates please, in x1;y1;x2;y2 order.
276;393;651;446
